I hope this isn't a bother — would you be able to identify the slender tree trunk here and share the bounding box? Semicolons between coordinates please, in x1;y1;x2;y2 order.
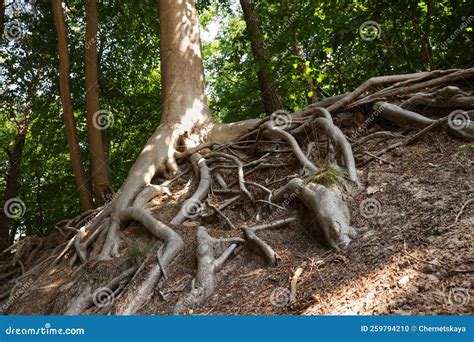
0;114;29;254
84;0;112;206
0;0;5;35
101;130;111;182
239;0;284;115
52;0;94;210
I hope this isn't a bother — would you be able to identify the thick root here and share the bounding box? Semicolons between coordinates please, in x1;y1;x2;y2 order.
401;86;474;110
375;101;474;141
242;217;296;266
65;265;137;315
273;178;356;251
263;121;319;173
173;226;243;314
114;207;184;315
171;153;211;225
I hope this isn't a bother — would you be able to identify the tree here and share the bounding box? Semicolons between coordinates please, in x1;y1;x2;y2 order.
51;0;94;210
239;0;284;115
84;0;113;206
0;112;29;254
0;0;5;35
98;0;259;260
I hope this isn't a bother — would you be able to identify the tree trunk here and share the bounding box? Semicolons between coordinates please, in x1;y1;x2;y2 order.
84;0;113;206
51;0;94;211
0;0;5;35
239;0;284;115
98;0;259;259
0;114;29;254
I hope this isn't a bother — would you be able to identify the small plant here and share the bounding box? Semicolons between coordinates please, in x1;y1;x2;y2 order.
126;241;153;265
457;143;474;159
304;165;347;186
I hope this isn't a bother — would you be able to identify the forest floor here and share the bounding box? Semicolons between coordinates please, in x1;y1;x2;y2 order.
6;117;473;316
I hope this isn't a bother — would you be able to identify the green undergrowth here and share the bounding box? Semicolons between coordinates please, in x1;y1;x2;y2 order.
304;165;347;186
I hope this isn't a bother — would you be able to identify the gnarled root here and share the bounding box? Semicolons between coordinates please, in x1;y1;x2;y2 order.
173;226;244;314
400;86;474;110
290;108;358;183
375;101;474;141
206;152;254;201
272;178;356;251
65;265;138;315
98;123;185;260
171;153;211;225
262;121;319;174
242;217;296;266
310;117;358;184
114;207;184;315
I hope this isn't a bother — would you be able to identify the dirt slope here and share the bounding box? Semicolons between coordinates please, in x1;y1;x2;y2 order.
4;126;473;316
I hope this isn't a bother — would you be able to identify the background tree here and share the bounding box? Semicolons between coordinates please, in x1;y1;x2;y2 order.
239;0;283;115
52;0;94;210
84;0;112;206
0;108;29;253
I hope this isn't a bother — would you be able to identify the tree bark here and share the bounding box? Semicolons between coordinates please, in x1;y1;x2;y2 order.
159;0;211;129
51;0;94;211
0;0;5;35
0;114;29;254
240;0;284;115
84;0;112;206
98;0;259;259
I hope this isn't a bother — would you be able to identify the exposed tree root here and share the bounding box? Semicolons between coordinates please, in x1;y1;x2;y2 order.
375;101;474;141
4;69;474;316
346;68;474;109
173;226;244;314
263;121;319;174
114;208;184;315
273;179;356;251
171;154;211;225
206;152;254;201
242;217;296;266
65;265;138;315
401;86;474;110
